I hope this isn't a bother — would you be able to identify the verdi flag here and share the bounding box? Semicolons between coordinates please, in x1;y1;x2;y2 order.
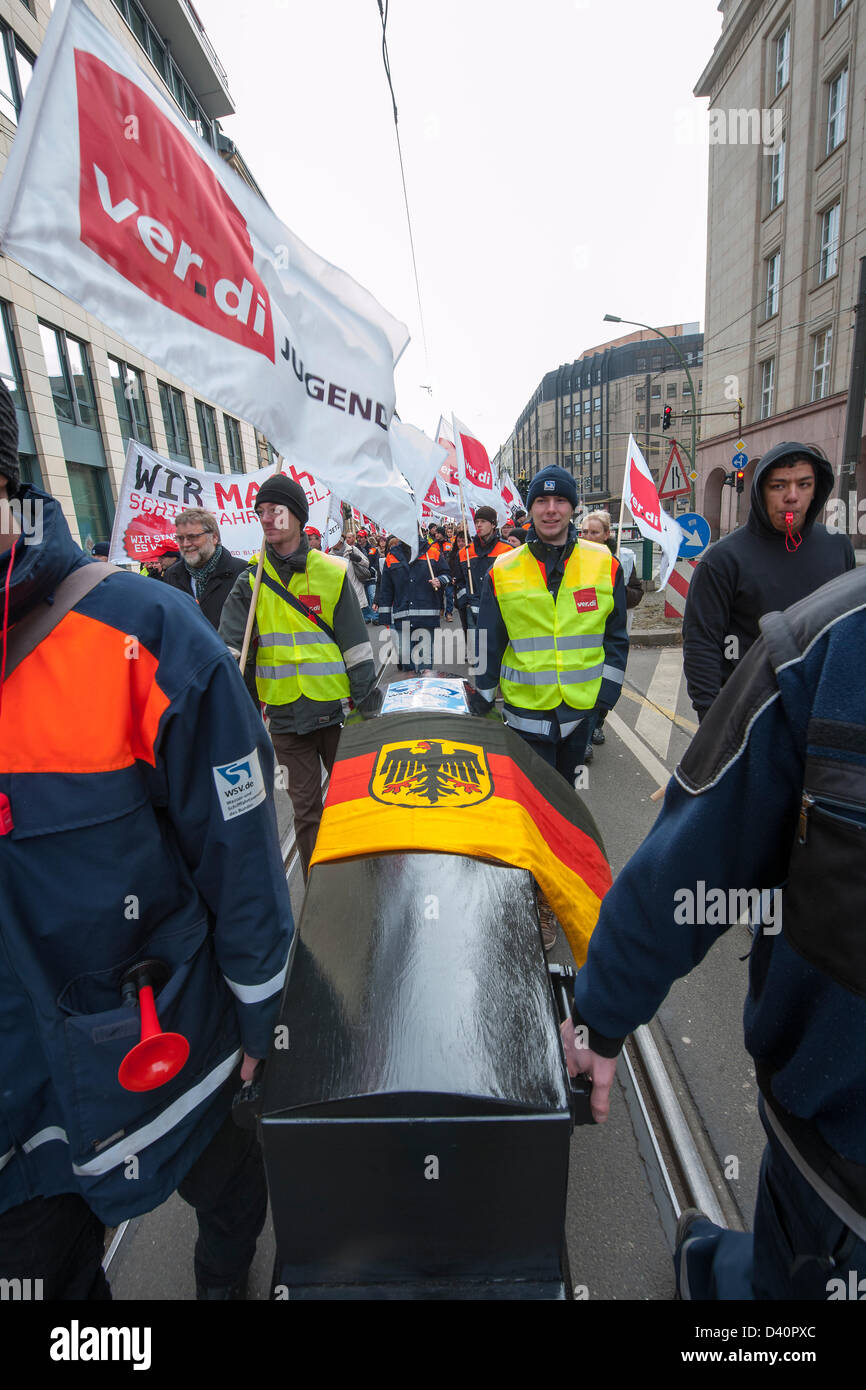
452;415;508;530
500;470;522;519
310;712;612;965
622;434;684;588
0;0;417;542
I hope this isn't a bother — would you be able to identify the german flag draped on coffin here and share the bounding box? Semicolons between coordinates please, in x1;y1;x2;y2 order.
310;712;612;964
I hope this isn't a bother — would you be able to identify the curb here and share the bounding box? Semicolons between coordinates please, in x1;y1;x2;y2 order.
631;628;683;647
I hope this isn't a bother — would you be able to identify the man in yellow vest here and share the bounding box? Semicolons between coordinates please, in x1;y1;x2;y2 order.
471;465;628;785
219;475;378;879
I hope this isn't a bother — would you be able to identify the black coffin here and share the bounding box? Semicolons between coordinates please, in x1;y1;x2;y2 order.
260;852;573;1300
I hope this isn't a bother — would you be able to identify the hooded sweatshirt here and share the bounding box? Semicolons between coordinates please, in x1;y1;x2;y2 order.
682;443;855;718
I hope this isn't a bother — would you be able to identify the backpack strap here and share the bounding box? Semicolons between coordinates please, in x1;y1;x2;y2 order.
758;608;804;676
5;562;121;681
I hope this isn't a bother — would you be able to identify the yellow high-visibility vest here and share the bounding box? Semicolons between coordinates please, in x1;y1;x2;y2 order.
490;540;615;710
250;549;350;704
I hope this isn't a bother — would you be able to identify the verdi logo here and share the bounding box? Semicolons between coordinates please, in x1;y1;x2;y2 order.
75;49;274;362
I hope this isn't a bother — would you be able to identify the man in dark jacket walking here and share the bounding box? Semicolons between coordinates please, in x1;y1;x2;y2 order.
377;533;449;671
163;507;247;630
683;442;855;720
0;384;292;1301
455;506;512;629
562;565;866;1300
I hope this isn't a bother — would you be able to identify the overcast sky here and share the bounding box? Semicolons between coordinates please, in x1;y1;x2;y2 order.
198;0;724;458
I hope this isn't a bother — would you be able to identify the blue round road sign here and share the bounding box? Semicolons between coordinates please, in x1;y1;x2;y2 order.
732;451;749;469
677;512;711;559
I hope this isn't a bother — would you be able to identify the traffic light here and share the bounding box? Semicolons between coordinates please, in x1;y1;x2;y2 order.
662;406;672;432
735;468;746;494
722;470;735;488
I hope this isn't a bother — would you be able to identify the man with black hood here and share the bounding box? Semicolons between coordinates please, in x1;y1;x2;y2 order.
219;474;378;879
683;443;855;721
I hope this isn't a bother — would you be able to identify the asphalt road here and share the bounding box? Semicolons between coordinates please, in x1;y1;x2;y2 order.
108;635;764;1301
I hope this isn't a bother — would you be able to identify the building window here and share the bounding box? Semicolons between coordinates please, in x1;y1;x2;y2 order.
0;21;35;125
563;404;571;416
0;300;40;485
109;356;152;448
592;397;600;412
683;383;693;396
594;451;601;464
635;387;645;402
39;324;100;429
635;414;645;428
594;371;601;384
594;422;601;437
833;0;849;16
158;381;191;464
827;68;848;153
775;24;790;96
564;430;571;443
770;133;785;208
651;356;661;370
195;400;222;472
651;385;661;399
811;328;833;400
765;251;780;318
760;358;775;419
583;400;592;414
223;414;243;470
636;357;646;371
111;0;215;148
667;382;677;397
698;380;703;394
819;202;841;282
583;425;591;439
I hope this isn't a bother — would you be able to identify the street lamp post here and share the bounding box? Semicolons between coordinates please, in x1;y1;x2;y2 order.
603;314;698;511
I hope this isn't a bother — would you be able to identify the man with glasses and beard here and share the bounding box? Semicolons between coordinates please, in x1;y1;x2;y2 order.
163;508;247;632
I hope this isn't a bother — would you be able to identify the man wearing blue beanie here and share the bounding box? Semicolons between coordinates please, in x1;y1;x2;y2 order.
471;462;628;789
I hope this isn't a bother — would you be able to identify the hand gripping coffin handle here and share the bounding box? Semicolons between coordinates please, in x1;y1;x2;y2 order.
118;959;190;1092
548;963;595;1126
231;1060;265;1132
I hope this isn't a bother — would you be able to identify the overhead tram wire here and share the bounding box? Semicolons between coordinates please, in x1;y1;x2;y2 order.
376;0;432;389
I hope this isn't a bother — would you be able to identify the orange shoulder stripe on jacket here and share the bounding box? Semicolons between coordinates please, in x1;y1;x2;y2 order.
0;610;169;773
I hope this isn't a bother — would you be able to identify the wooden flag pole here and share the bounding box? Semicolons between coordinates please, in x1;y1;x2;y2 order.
457;480;474;594
239;457;284;674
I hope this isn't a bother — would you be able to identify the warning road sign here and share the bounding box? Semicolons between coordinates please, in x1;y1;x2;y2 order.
659;442;690;500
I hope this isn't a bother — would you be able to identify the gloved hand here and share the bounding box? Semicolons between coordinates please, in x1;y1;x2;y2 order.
467;689;496;718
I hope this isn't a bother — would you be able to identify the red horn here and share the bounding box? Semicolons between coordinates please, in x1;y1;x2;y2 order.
118;959;190;1092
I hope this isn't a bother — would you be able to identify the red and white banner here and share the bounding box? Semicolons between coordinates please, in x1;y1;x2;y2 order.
0;0;418;542
499;470;523;520
622;435;684;588
108;440;342;564
387;419;448;533
452;414;508;530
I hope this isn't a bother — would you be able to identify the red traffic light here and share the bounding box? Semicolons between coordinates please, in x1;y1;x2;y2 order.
662;406;672;432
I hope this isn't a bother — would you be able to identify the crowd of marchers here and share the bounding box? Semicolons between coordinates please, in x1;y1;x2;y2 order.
2;376;864;1310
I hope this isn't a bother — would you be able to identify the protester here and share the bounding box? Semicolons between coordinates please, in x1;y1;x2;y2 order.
426;522;455;622
472;467;627;775
359;529;380;614
162;508;248;631
219;476;378;879
456;506;512;629
377;529;449;672
0;380;292;1300
579;509;643;752
449;524;470;633
91;541;110;560
682;443;855;721
143;541;180;578
501;527;523;549
562;565;866;1300
304;526;322;550
331;527;374;622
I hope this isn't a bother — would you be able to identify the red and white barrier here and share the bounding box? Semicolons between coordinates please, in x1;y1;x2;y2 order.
664;558;698;619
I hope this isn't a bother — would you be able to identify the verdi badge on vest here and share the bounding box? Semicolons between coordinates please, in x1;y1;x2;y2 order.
250;549;350;705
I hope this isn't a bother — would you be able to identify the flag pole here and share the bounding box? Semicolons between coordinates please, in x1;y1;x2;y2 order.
615;452;628;559
457;479;474;594
239;456;284;674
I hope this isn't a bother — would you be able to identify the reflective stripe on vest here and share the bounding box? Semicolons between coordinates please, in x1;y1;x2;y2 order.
250;550;350;704
490;540;615;711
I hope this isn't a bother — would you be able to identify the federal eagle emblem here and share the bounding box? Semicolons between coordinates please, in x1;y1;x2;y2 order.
370;737;493;809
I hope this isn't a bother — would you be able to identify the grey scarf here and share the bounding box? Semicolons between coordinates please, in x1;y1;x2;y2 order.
185;543;223;599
